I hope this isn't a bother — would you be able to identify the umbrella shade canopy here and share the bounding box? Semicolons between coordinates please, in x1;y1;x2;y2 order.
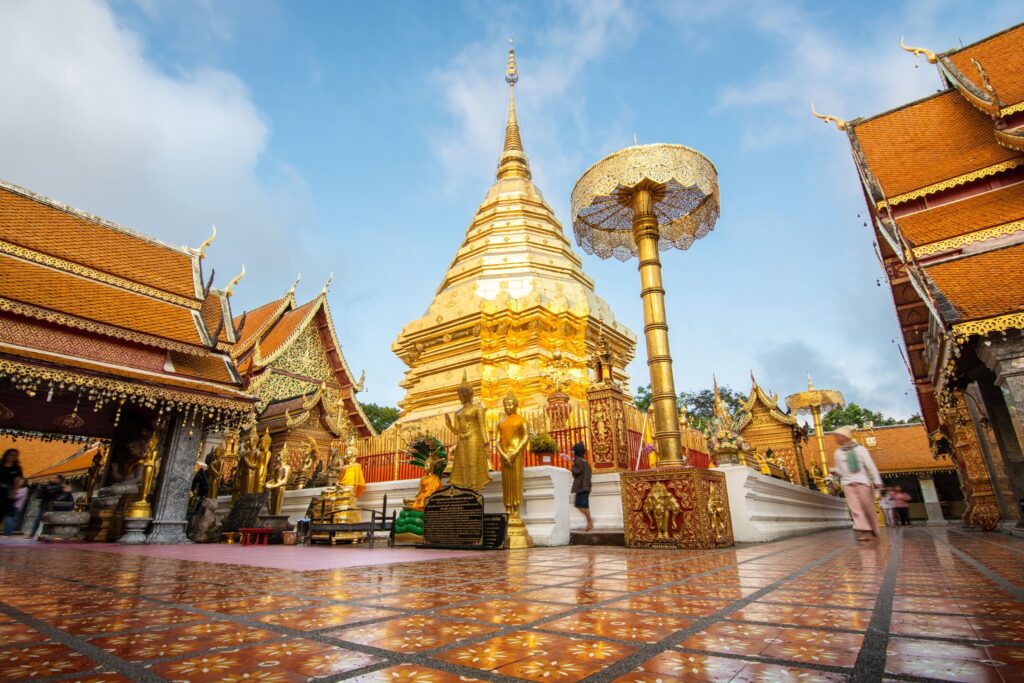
571;144;719;261
786;388;846;413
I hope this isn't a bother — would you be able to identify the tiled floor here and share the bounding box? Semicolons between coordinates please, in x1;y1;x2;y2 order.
0;528;1021;682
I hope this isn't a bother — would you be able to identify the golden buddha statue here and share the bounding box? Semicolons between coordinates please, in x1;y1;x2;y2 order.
337;444;366;502
256;429;273;492
126;431;160;519
496;390;532;548
444;373;492;491
263;450;291;516
207;446;225;501
405;451;443;511
237;429;260;494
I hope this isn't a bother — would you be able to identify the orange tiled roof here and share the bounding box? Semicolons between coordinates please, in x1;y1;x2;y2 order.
0;437;83;480
898;181;1024;247
29;446;100;481
927;242;1024;320
854;90;1018;199
199;291;226;339
805;424;950;474
167;351;235;384
0;184;198;300
232;296;289;358
946;24;1024;109
257;299;316;362
0;253;203;345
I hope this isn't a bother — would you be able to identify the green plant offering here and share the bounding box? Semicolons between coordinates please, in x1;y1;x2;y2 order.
530;432;558;453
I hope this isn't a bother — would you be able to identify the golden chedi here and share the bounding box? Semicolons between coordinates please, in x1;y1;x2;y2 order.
392;41;635;422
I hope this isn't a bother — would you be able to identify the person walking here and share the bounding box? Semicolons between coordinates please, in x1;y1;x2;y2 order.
4;478;27;536
880;487;897;528
570;442;593;532
0;449;23;524
892;485;912;526
830;426;882;541
31;474;73;536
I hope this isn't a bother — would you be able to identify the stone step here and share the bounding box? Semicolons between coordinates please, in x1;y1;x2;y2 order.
570;530;625;546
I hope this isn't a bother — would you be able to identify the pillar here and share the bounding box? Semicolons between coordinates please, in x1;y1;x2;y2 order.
146;414;203;544
943;392;1001;531
917;474;946;525
965;382;1021;525
976;334;1024;526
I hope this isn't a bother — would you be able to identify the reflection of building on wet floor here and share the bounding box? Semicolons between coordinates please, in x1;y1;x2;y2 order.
0;528;1021;681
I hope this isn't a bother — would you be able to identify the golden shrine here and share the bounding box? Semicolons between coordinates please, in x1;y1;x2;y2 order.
734;375;808;485
392;43;636;422
817;22;1024;531
226;279;374;486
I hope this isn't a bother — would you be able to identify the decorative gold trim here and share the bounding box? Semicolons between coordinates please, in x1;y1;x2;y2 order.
0;356;252;415
910;218;1024;258
952;311;1024;343
811;103;847;131
877;158;1024;208
994;127;1024;152
1001;102;1024;117
254;294;324;368
0;240;200;309
230;294;294;360
0;298;207;356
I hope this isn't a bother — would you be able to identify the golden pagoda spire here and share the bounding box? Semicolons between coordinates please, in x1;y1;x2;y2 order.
497;37;531;181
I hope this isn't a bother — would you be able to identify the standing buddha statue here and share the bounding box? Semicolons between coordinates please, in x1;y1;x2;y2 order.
496;390;533;548
256;429;273;492
444;373;492;491
207;446;225;501
263;450;291;516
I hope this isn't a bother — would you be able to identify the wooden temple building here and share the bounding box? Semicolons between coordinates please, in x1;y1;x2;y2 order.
821;23;1024;531
226;283;374;483
0;179;254;542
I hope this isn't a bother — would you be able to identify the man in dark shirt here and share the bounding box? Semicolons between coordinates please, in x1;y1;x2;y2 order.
570;442;593;532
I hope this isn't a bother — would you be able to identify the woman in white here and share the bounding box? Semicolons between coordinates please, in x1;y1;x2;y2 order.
879;487;897;528
830;426;883;541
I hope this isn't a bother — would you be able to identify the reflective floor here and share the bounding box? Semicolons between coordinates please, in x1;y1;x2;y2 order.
0;528;1021;682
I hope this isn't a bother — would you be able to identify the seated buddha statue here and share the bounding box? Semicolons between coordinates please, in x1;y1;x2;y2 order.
403;452;443;511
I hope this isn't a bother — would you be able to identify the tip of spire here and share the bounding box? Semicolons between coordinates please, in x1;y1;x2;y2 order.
506;36;518;85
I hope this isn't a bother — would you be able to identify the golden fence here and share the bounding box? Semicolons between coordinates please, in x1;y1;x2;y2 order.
354;402;710;483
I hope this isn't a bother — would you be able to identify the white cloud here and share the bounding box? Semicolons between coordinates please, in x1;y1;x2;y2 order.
430;0;638;196
0;0;320;309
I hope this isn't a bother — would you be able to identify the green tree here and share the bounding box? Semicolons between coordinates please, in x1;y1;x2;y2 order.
819;402;918;432
633;385;653;411
633;384;747;430
359;402;400;434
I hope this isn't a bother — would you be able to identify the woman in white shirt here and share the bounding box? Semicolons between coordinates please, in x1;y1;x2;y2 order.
830;426;883;541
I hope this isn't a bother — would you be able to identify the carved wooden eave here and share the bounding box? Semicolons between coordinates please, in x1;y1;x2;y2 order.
737;375;798;432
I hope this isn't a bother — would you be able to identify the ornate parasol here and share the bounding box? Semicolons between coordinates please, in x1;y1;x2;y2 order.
571;144;720;465
786;375;845;488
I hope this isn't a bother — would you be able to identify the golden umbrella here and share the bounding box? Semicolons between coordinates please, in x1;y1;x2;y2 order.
571;144;719;465
786;375;844;485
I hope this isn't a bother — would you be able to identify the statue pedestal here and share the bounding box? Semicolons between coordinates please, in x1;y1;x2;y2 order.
258;514;294;544
620;468;733;549
505;515;534;549
118;517;151;544
587;383;633;472
39;510;92;542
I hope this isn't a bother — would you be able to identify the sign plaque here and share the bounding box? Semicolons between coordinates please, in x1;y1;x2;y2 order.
421;486;484;549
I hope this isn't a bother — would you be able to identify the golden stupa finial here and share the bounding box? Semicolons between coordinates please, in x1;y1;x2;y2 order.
197;225;216;260
811;103;847;131
900;35;938;64
807;373;815;390
497;36;531;181
225;263;245;297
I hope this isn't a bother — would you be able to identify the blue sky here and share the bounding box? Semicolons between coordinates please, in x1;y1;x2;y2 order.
2;1;1021;417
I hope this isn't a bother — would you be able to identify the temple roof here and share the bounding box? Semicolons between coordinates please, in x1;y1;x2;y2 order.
26;443;102;482
738;374;797;430
0;179;252;416
926;242;1024;321
0;181;200;300
853;90;1018;202
898;180;1024;250
808;423;952;475
945;23;1024;111
0;437;84;480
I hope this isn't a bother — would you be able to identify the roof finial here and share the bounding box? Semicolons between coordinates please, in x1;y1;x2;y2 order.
811;103;847;131
497;36;531;181
287;273;301;296
321;272;334;296
198;225;216;260
225;263;245;297
900;35;938;64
